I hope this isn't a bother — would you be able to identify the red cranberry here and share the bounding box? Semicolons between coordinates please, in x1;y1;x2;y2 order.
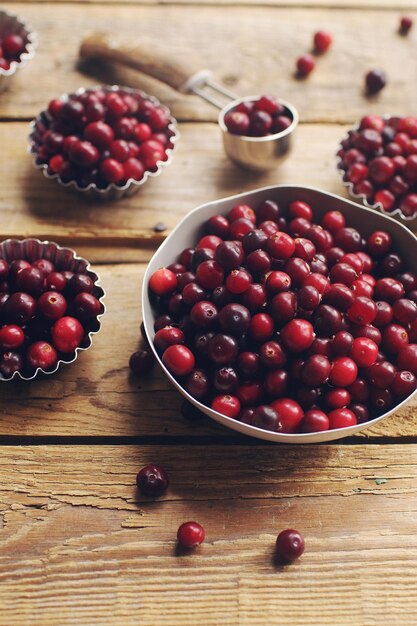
38;291;67;320
367;230;392;257
331;331;354;356
281;319;314;352
391;370;416;397
0;325;24;350
313;304;342;337
276;529;305;561
177;521;205;548
162;344;195;376
26;341;58;371
3;34;25;58
251;405;280;431
382;323;409;353
351;337;379;367
313;30;332;53
329;357;358;387
15;267;44;296
149;268;177;296
99;158;124;183
72;292;102;321
325;388;351;410
368;360;396;388
0;351;23;378
129;350;155;376
365;69;387;94
51;316;84;353
266;232;295;260
4;292;36;324
271;398;304;433
219;303;250;335
208;334;238;365
211;394;240;417
400;16;413;34
300;354;331;386
136;464;169;497
328;408;357;429
347;297;377;325
296;54;315;77
154;327;184;352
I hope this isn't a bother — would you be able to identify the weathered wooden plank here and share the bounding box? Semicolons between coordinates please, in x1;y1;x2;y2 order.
0;121;366;261
10;0;417;7
0;263;415;440
0;444;417;625
1;4;417;122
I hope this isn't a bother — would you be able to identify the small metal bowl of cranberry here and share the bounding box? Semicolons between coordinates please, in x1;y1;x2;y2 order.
29;85;179;201
337;114;417;228
0;239;105;381
218;95;298;171
0;9;37;92
142;184;417;443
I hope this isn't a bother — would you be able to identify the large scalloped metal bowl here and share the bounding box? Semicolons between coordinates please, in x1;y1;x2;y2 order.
142;185;417;443
0;238;105;381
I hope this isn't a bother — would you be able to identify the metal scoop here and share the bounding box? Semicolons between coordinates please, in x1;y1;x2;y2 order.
80;33;298;171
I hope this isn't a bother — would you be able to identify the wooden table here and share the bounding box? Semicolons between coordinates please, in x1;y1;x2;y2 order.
1;1;417;624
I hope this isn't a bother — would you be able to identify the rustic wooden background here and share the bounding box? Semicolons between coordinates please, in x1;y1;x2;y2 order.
1;1;417;624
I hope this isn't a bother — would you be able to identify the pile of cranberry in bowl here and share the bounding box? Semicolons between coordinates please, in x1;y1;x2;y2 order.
29;85;178;200
143;185;417;443
337;114;417;223
0;239;105;381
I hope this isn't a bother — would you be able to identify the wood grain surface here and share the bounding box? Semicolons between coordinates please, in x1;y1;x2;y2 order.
1;0;417;624
1;444;417;625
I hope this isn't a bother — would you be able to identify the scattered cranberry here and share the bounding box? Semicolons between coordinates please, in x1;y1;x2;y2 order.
399;16;413;35
136;464;169;497
276;529;305;561
32;87;175;189
296;54;315;78
177;521;205;548
129;350;155;376
313;31;333;54
365;69;387;95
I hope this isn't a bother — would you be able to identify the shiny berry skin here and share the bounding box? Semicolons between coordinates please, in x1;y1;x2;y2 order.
226;269;252;294
69;141;100;168
190;301;218;328
281;319;314;353
400;16;413;34
196;260;224;289
249;313;274;342
219;303;251;336
51;316;84;353
149;268;177;296
368;360;396;388
329;262;357;286
2;34;25;58
300;409;330;432
84;121;114;149
0;325;24;350
271;398;304;433
154;327;184;352
382;323;409;353
323;283;354;312
351;337;379;367
328;408;357;429
331;331;354;356
211;394;240;418
177;521;205;548
99;158;124;183
300;354;331;386
298;286;321;310
325;388;351;410
347;297;377;325
322;210;346;234
129;350;155;376
313;30;332;53
72;293;102;321
289;201;313;221
374;278;404;302
252;405;280;431
367;231;392;257
260;341;287;369
38;291;67;320
365;69;387;94
329;357;358;387
224;111;250;135
136;464;169;497
391;370;417;397
162;344;195;376
296;54;315;77
186;369;210;398
276;529;305;561
4;292;36;324
250;110;273;136
0;351;23;378
393;298;417;324
266;271;291;293
26;341;58;371
15;267;44;296
266;232;295;259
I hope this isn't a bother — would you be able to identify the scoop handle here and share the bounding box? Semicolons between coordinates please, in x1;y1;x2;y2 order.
80;32;207;93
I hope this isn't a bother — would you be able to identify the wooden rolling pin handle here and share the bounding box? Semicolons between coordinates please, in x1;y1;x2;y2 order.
80;32;207;93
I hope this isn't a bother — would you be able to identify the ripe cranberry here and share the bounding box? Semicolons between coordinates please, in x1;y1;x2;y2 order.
266;271;291;293
249;313;274;342
219;303;251;335
331;331;354;356
368;360;396;388
69;141;100;168
37;291;67;320
374;277;404;302
296;54;315;77
294;238;316;262
196;260;224;289
3;34;25;58
281;319;314;352
351;337;379;367
300;409;329;433
329;357;358;387
347;297;377;325
365;69;387;94
276;529;305;561
285;258;310;286
224;111;250;135
154;327;184;352
149;268;177;296
328;408;357;429
177;521;205;548
298;286;321;310
313;304;342;337
313;30;332;53
300;354;331;386
190;301;218;328
26;341;58;371
393;298;417;324
72;292;102;321
136;464;169;497
371;388;393;412
329;262;357;286
226;269;252;294
322;210;346;234
15;267;44;296
211;394;241;417
251;405;280;431
383;323;409;353
99;158;124;183
323;283;354;311
0;325;24;350
397;344;417;374
4;292;36;324
367;230;392;257
206;215;230;239
271;398;304;433
51;316;84;353
400;16;413;34
325;388;351;410
33;259;55;277
334;227;362;252
208;334;238;365
391;370;416;397
266;232;295;259
129;350;155;376
0;351;23;378
162;344;195;376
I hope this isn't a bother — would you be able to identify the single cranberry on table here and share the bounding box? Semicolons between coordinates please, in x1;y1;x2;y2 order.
129;350;155;377
136;464;169;497
177;521;205;549
276;529;305;561
296;54;315;78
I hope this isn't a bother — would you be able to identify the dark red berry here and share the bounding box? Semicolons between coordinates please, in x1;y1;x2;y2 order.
136;464;169;497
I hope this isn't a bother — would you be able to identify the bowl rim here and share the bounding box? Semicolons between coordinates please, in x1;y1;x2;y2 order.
142;184;417;443
218;95;299;143
0;9;37;77
0;237;106;382
336;115;417;226
28;85;179;197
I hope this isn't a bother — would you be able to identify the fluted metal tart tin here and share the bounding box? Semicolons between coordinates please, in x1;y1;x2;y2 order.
0;10;37;92
29;85;179;201
0;238;105;381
